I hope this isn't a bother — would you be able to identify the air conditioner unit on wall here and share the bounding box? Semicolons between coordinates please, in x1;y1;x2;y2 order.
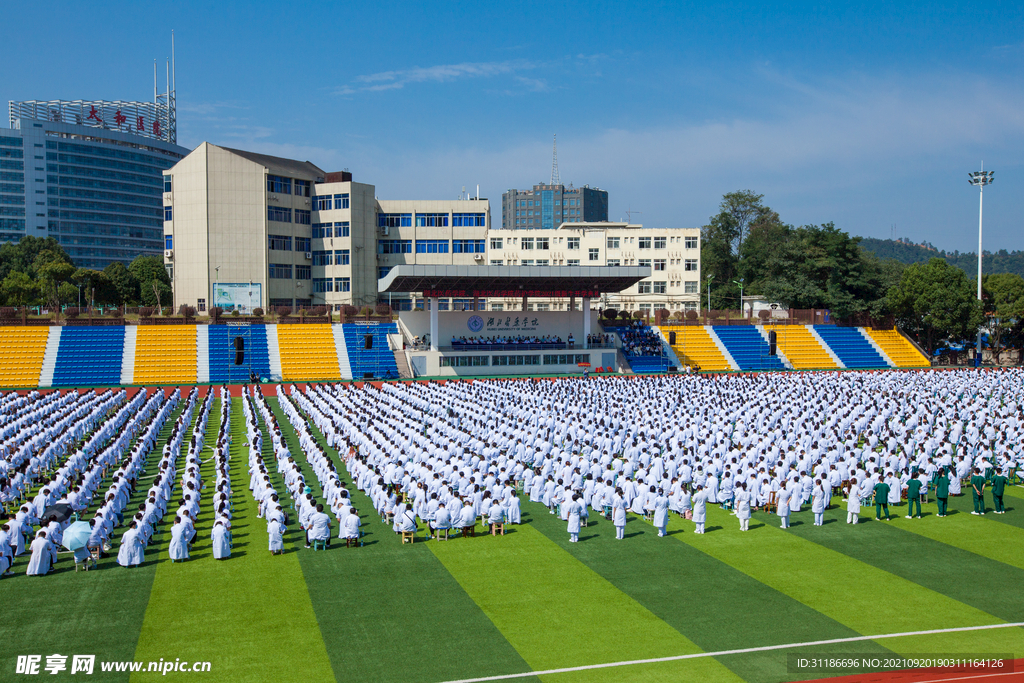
304;252;312;260
164;249;173;259
473;254;484;260
381;226;389;236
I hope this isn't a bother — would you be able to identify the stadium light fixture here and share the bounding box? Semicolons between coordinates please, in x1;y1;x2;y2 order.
968;164;993;367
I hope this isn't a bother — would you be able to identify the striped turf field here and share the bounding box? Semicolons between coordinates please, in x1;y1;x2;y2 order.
1;393;1022;683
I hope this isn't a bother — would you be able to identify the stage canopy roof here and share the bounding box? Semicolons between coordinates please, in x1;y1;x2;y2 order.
377;264;652;298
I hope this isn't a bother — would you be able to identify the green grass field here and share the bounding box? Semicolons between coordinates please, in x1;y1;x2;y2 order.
2;395;1022;683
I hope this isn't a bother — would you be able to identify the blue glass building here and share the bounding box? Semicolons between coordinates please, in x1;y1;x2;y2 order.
3;99;189;269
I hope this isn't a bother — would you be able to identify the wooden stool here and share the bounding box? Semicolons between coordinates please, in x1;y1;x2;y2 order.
435;528;448;541
764;492;778;514
491;522;505;536
312;539;327;551
401;531;415;544
461;525;475;538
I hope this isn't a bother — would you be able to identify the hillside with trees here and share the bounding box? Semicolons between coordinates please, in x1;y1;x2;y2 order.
859;237;1024;279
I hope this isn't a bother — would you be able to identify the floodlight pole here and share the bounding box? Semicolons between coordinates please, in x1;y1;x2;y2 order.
968;165;993;368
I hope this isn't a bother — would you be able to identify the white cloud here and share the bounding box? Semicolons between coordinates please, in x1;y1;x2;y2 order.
336;59;540;94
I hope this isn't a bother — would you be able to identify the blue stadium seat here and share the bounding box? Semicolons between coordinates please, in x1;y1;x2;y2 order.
208;325;272;382
343;323;399;379
52;327;126;386
712;326;786;371
812;326;887;368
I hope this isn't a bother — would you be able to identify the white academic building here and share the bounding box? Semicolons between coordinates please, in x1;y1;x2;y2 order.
162;145;698;314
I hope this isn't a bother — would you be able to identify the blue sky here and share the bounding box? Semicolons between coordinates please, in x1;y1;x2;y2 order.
3;1;1023;251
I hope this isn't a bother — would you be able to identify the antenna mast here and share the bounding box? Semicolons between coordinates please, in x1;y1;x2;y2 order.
550;134;560;186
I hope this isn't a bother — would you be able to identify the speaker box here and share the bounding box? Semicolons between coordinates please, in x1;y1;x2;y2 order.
234;336;245;351
364;334;373;350
235;351;245;365
768;330;777;356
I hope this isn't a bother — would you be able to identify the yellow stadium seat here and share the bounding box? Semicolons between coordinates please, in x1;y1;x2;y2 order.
863;328;929;367
762;324;839;370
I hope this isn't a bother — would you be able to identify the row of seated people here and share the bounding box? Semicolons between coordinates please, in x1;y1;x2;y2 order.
3;388;181;575
451;335;567;349
619;322;664;357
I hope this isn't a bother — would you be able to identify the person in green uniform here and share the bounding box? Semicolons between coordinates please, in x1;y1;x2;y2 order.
934;467;949;517
970;467;986;515
906;475;922;518
874;478;891;521
991;472;1007;514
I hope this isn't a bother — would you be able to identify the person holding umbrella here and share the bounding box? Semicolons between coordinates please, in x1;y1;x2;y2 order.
61;520;94;571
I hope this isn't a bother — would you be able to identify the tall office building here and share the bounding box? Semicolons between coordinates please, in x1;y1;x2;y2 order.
2;98;189;269
501;183;608;229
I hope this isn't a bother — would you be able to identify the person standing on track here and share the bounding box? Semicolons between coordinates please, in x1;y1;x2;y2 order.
874;476;891;521
990;471;1007;514
905;475;922;519
934;467;949;517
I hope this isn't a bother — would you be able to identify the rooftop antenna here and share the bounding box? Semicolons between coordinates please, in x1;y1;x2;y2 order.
624;206;642;223
550;134;560;186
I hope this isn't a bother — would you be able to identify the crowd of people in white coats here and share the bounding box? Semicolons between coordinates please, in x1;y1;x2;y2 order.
287;368;1022;542
3;367;1022;574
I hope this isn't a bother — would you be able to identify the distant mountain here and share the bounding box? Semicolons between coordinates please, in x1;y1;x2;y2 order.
858;237;1024;279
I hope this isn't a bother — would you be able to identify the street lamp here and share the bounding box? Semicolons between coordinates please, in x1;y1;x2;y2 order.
214;266;220;311
706;273;713;313
732;278;745;317
968;165;994;367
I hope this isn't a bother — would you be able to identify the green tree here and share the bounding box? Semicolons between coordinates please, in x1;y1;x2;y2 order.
888;258;984;354
36;260;75;312
702;191;773;309
128;255;171;307
982;272;1024;363
71;268;111;308
1;270;37;307
104;261;140;305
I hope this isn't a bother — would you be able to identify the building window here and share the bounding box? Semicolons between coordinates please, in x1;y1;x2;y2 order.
268;235;292;251
521;238;534;250
490;259;503;265
269;263;292;279
294;179;311;197
295;209;311;225
164;206;172;221
607;258;620;267
654;259;666;271
491;303;504;311
685;236;698;249
312;223;331;238
440;356;490;367
589;248;600;261
337;277;350;292
639;259;652;268
536;237;550;250
491;355;540;366
638;282;652;294
415;213;449;227
163;176;172;193
295;265;312;280
654;236;667;249
453;239;486;253
312;250;332;266
378;213;412;228
268;206;292;223
314;195;332;211
313;278;333;293
197;298;205;312
416;239;449;254
653;281;667;294
335;221;350;237
684;259;698;271
336;249;350;265
295;237;311;253
452;212;486;226
535;259;549;266
164;234;172;250
521;259;535;266
378;240;412;254
333;193;350;210
490;237;503;250
267;175;291;194
567;259;580;266
543;354;591;365
684;281;698;294
567;237;580;250
378;267;392;279
638;236;651;249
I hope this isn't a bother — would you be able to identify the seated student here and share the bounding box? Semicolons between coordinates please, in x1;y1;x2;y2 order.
395;503;417;534
168;516;190;561
26;530;57;576
306;504;332;548
431;501;452;535
340;508;361;544
487;499;505;535
458;499;477;532
0;523;14;575
211;520;232;560
117;521;145;568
